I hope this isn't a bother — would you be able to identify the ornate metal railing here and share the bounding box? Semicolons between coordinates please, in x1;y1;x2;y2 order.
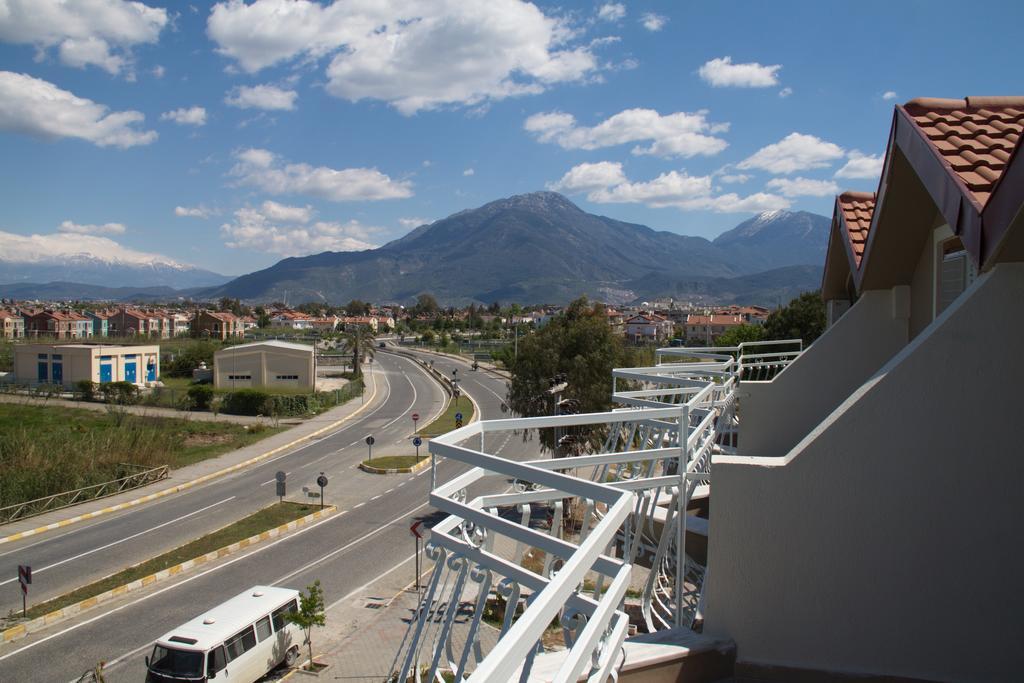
0;464;170;524
390;356;736;682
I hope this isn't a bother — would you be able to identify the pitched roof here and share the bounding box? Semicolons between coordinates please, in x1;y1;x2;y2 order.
837;191;876;268
903;96;1024;208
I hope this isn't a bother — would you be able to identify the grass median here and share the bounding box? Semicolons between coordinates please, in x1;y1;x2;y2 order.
362;455;426;470
418;394;475;438
20;502;317;620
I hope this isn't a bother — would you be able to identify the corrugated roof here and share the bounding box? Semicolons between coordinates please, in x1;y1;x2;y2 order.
218;340;314;353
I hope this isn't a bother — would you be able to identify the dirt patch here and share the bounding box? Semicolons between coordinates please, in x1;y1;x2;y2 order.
182;432;234;447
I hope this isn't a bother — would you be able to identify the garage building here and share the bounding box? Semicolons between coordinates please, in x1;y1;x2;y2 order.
14;343;160;387
214;340;315;390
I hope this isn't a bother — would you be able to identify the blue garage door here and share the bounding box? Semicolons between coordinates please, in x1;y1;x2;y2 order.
52;362;62;384
124;362;136;383
37;361;48;382
100;363;112;383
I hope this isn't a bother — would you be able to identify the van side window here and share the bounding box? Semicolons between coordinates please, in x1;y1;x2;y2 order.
224;625;257;662
207;646;227;676
255;615;273;641
271;600;298;631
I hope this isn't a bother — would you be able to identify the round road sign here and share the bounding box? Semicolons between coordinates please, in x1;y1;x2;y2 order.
454;412;463;422
365;435;375;446
317;474;328;488
275;470;287;483
412;412;420;421
413;436;423;447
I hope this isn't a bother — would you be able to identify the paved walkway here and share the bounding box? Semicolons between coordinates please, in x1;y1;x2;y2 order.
0;366;382;540
0;393;279;425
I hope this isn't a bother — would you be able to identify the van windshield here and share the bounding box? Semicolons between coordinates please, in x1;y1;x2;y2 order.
149;645;204;679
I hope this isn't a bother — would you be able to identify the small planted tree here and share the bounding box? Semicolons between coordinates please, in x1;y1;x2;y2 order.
286;580;326;671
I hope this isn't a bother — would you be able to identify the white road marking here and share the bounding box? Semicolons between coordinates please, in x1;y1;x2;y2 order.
258;472;290;486
0;497;236;587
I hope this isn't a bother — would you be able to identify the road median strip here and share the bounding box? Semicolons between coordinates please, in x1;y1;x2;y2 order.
0;369;379;546
359;456;430;475
0;501;335;645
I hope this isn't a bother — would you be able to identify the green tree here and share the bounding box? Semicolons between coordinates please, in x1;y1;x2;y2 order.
344;299;370;316
763;291;826;344
413;293;440;317
254;306;272;328
714;324;765;347
285;580;326;671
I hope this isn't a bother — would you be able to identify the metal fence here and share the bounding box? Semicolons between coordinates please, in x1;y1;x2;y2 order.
0;464;169;525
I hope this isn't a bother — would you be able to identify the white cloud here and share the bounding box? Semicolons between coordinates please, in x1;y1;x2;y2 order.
550;161;628;193
737;132;844;174
765;176;839;197
551;161;790;213
399;217;431;228
525;107;728;158
882;90;898;100
229;148;413;202
152;64;165;78
640;13;666;31
698;56;781;88
57;220;126;235
719;173;750;184
834;150;884;180
0;0;167;77
778;87;793;98
207;0;602;115
224;84;297;111
0;230;182;266
175;205;216;219
220;200;378;256
597;3;625;21
161;106;207;126
0;71;156;148
463;168;475;176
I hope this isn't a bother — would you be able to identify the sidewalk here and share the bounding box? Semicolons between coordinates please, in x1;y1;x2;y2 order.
0;393;275;425
0;366;382;542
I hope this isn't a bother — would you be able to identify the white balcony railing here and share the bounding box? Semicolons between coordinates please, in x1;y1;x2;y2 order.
390;353;742;682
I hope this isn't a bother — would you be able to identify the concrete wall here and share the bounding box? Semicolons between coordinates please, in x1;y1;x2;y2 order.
13;344;159;387
704;263;1024;682
214;346;314;390
740;288;910;458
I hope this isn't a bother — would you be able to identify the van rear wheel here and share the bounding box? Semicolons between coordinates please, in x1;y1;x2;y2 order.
284;645;300;668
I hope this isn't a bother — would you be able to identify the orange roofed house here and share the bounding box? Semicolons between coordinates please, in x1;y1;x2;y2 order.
192;310;245;340
702;97;1024;681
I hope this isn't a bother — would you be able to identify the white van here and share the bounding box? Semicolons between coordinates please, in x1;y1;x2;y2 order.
145;586;303;683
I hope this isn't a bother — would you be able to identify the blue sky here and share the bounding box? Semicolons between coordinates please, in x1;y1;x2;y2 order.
0;0;1021;276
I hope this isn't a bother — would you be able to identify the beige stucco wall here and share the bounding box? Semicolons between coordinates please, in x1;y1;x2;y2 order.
704;263;1024;681
13;344;159;387
214;345;314;390
739;287;910;458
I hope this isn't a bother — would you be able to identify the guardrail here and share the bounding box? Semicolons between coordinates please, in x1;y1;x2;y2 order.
390;353;733;682
0;464;170;525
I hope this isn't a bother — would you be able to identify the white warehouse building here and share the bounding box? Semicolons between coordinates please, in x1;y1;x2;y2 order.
213;340;315;390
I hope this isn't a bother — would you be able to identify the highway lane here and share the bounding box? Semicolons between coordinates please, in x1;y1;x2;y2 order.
0;351;446;616
0;349;534;682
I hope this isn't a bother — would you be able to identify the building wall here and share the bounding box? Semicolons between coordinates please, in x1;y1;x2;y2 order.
13;344;160;387
739;288;910;458
214;346;314;390
704;263;1024;682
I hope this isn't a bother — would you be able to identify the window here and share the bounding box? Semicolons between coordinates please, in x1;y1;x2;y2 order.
224;625;256;662
227;374;251;380
271;600;298;631
255;615;273;641
276;375;299;380
936;237;976;316
207;645;227;677
38;353;47;359
52;354;62;360
150;646;204;679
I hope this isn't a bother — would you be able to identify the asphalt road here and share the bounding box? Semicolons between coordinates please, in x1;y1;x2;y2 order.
0;347;533;682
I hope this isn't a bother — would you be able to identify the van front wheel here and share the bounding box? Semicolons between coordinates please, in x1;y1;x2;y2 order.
284;646;300;668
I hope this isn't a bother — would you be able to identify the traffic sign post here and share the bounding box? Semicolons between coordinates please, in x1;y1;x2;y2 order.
411;412;419;432
316;472;328;510
275;471;286;503
410;521;424;590
455;411;463;429
413;436;422;459
18;565;31;618
365;435;375;462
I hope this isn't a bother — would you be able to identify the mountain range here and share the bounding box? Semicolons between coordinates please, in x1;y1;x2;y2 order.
206;192;830;306
0;253;229;290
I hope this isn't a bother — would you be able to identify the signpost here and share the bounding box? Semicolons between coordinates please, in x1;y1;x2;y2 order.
411;412;420;431
275;471;286;503
455;411;463;429
410;521;424;590
316;472;328;510
365;435;375;462
18;564;31;618
413;435;422;458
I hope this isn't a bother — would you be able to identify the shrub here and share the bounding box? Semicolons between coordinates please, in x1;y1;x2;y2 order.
75;380;97;401
221;389;271;416
187;384;214;410
99;381;139;405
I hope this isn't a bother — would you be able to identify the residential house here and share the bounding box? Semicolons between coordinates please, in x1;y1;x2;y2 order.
0;309;24;339
108;308;150;337
624;313;673;343
170;312;192;337
238;315;259;332
270;310;316;329
86;310;111;338
704;96;1024;681
23;310;81;339
340;316;378;333
683;313;744;343
192;310;245;340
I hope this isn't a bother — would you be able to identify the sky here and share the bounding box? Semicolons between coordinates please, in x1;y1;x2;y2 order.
0;0;1021;276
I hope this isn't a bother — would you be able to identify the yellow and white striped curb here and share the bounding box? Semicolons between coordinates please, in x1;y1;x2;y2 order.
0;505;336;645
358;458;431;475
0;373;379;546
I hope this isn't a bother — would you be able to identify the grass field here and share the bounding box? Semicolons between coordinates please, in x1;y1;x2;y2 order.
21;502;317;620
0;403;283;507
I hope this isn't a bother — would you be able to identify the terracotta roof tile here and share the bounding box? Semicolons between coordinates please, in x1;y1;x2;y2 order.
903;96;1024;208
837;191;876;268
